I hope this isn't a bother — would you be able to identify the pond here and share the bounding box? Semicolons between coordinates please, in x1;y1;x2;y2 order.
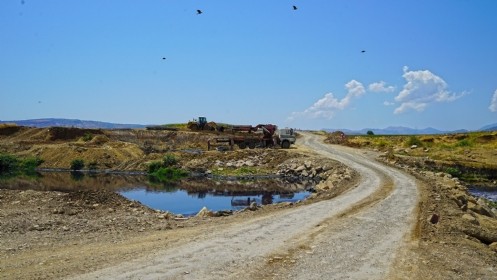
0;171;314;215
468;186;497;202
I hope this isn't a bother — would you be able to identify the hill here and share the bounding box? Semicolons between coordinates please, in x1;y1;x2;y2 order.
480;123;497;132
0;118;147;129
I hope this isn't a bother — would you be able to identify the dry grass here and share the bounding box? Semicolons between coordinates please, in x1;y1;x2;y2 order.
324;131;497;183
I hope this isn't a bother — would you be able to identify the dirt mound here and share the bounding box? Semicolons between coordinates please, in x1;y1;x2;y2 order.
476;133;497;143
48;127;103;141
0;124;22;136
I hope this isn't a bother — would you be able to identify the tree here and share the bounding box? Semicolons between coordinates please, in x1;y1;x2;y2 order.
367;130;375;136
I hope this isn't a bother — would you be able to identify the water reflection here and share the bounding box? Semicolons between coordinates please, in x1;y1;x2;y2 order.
0;171;148;192
0;172;315;215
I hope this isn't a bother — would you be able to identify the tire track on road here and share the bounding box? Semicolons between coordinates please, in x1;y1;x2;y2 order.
255;133;419;279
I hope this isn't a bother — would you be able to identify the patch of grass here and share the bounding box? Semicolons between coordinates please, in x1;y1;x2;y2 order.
377;140;388;149
455;139;472;147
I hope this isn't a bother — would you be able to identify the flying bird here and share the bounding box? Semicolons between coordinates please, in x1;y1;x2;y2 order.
196;9;202;15
361;50;366;53
293;5;298;10
162;57;166;60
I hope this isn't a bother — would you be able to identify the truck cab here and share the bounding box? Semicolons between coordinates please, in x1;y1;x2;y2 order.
277;128;296;149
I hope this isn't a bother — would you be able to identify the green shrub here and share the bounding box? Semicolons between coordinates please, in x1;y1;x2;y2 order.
82;132;93;142
148;161;162;173
0;154;19;174
21;157;44;172
0;154;43;177
455;139;472;147
406;136;423;147
367;130;375;136
162;154;178;167
445;167;461;177
70;159;85;171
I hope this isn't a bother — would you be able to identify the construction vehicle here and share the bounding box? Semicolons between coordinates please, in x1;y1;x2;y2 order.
207;124;296;150
277;128;296;149
187;117;217;131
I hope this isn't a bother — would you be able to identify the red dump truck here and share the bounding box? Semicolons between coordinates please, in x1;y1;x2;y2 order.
207;124;295;150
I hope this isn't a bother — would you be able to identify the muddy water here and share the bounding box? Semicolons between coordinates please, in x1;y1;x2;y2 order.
0;172;313;215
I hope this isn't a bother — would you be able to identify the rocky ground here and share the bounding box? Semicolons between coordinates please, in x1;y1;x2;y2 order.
1;127;497;279
0;153;356;279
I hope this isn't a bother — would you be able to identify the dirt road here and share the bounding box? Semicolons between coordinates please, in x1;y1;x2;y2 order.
71;133;418;279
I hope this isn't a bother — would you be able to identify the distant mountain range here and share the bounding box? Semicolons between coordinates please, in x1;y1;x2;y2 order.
480;123;497;132
0;118;147;129
323;123;497;135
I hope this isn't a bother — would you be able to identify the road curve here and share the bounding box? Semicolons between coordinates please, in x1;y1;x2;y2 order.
72;132;418;280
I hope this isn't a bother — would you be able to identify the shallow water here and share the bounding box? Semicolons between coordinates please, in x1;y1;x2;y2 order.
0;172;313;215
468;186;497;202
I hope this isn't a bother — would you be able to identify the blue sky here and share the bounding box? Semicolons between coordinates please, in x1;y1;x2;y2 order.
1;0;496;130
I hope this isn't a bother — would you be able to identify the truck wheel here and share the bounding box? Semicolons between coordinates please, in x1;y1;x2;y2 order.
238;142;247;149
248;142;256;149
281;140;290;149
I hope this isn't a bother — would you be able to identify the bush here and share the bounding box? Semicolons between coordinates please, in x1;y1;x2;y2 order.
82;132;93;142
147;154;187;182
446;167;462;177
367;130;375;136
0;154;19;173
70;159;85;171
21;157;44;172
406;136;423;147
148;161;162;173
162;154;178;167
0;154;43;177
0;154;20;175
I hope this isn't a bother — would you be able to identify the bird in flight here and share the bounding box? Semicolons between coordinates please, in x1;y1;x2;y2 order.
162;57;166;60
293;5;298;10
196;9;202;15
361;50;366;53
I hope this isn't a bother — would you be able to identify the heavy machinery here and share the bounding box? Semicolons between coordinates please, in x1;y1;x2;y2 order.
187;117;217;131
207;124;296;150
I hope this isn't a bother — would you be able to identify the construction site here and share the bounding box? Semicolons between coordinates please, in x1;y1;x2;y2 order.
1;122;497;279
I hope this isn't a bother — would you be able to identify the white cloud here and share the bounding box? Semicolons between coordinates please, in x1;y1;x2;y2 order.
288;80;365;121
490;89;497;112
383;101;395;106
368;81;395;93
394;66;466;114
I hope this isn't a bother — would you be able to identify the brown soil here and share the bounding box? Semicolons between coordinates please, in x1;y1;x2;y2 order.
1;127;497;279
